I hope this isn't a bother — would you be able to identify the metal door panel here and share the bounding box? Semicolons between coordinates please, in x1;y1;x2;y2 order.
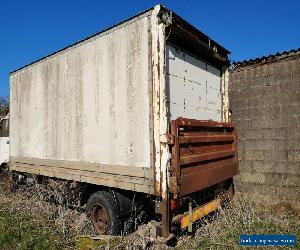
166;45;222;121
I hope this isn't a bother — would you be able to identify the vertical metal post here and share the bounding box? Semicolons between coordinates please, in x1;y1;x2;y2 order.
188;201;193;233
162;197;170;238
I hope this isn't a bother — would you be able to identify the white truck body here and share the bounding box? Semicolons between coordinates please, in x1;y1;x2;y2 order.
0;137;9;165
0;114;9;165
9;5;230;196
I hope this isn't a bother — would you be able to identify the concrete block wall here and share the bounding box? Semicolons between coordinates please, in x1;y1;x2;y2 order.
229;51;300;209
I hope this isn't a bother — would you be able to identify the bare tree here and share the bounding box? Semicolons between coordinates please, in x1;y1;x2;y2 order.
0;96;9;136
0;96;9;117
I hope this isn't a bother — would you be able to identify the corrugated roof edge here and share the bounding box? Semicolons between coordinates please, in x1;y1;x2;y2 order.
10;4;230;75
232;47;300;68
169;8;230;57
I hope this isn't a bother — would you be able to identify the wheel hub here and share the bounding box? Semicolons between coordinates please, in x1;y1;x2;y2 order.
91;204;109;235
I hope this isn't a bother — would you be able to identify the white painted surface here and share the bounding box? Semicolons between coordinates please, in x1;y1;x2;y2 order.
166;45;222;121
0;137;9;165
150;5;170;196
10;15;152;170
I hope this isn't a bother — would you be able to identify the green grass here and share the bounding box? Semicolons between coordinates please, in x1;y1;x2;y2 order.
0;207;62;250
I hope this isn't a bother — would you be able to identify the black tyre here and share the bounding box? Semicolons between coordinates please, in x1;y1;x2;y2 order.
86;190;121;235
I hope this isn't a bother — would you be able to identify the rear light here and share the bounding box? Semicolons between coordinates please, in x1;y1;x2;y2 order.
170;198;179;210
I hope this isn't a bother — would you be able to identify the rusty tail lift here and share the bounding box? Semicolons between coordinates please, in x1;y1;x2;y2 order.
160;117;239;236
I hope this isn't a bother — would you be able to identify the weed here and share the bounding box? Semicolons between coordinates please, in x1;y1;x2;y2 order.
0;170;298;249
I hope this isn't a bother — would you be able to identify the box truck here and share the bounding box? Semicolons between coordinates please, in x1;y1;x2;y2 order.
9;5;238;236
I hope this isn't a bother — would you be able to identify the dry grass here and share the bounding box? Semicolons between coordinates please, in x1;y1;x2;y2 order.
0;169;299;249
176;196;299;250
0;170;92;249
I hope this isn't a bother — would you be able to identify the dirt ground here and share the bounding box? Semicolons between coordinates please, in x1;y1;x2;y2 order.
0;168;299;250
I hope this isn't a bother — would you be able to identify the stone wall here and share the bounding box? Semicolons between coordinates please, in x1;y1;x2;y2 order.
229;50;300;209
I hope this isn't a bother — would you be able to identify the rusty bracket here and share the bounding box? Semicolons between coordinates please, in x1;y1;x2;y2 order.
166;134;175;145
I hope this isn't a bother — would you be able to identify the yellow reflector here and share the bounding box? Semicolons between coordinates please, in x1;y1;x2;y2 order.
181;198;220;229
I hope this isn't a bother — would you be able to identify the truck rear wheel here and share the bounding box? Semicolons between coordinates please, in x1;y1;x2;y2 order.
86;191;121;235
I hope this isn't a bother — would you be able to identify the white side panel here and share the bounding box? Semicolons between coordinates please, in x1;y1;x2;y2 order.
10;15;151;169
0;137;9;164
166;45;222;121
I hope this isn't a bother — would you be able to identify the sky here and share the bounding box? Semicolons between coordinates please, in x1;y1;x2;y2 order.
0;0;299;97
